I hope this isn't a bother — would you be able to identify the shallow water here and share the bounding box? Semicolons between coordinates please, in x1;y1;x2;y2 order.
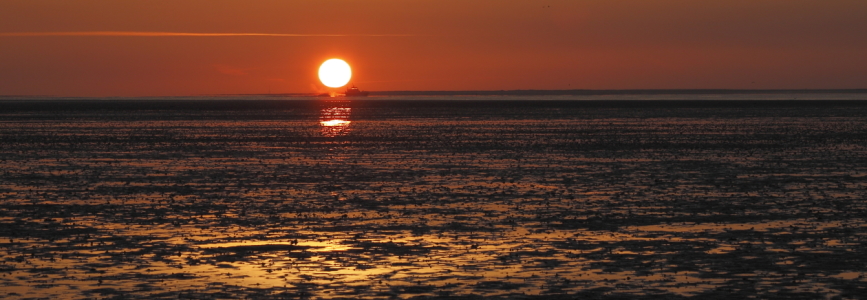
2;99;867;299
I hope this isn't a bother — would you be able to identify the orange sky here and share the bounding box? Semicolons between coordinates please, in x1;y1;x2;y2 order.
1;0;866;96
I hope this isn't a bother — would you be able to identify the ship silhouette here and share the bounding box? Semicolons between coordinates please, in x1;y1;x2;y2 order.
344;85;369;97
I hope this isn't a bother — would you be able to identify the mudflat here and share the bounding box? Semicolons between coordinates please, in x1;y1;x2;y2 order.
1;99;866;299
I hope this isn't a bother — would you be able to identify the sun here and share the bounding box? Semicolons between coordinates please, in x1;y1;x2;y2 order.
318;59;352;88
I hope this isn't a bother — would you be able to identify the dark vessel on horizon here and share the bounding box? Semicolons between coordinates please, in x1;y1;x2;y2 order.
344;85;369;97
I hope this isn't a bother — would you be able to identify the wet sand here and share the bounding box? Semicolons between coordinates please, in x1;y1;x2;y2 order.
1;99;867;299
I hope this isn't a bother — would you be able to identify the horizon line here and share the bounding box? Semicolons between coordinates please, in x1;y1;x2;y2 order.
230;88;867;95
0;31;415;37
4;88;867;99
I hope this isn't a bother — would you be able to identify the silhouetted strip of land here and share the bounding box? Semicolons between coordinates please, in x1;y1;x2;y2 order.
369;89;867;96
2;99;867;112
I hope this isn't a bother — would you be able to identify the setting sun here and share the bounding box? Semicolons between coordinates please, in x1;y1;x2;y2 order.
318;59;352;88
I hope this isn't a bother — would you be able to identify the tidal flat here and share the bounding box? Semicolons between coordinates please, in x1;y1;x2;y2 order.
1;99;867;299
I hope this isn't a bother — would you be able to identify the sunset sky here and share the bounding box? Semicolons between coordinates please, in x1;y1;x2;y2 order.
1;0;866;96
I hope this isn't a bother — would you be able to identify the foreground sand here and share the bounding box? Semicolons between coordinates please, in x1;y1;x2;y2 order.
1;100;866;299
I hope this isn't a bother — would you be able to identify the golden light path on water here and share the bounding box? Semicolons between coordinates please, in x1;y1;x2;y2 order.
321;120;351;127
319;102;352;137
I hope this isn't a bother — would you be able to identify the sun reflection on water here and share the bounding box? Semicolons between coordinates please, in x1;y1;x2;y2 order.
319;101;352;137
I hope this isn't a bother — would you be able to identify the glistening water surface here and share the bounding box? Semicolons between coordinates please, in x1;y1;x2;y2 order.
2;99;867;299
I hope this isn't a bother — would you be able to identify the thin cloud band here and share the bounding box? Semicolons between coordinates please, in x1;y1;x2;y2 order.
0;31;414;37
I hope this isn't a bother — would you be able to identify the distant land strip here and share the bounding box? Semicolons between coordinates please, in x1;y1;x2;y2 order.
367;89;867;96
3;99;867;112
0;31;414;37
3;89;867;100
